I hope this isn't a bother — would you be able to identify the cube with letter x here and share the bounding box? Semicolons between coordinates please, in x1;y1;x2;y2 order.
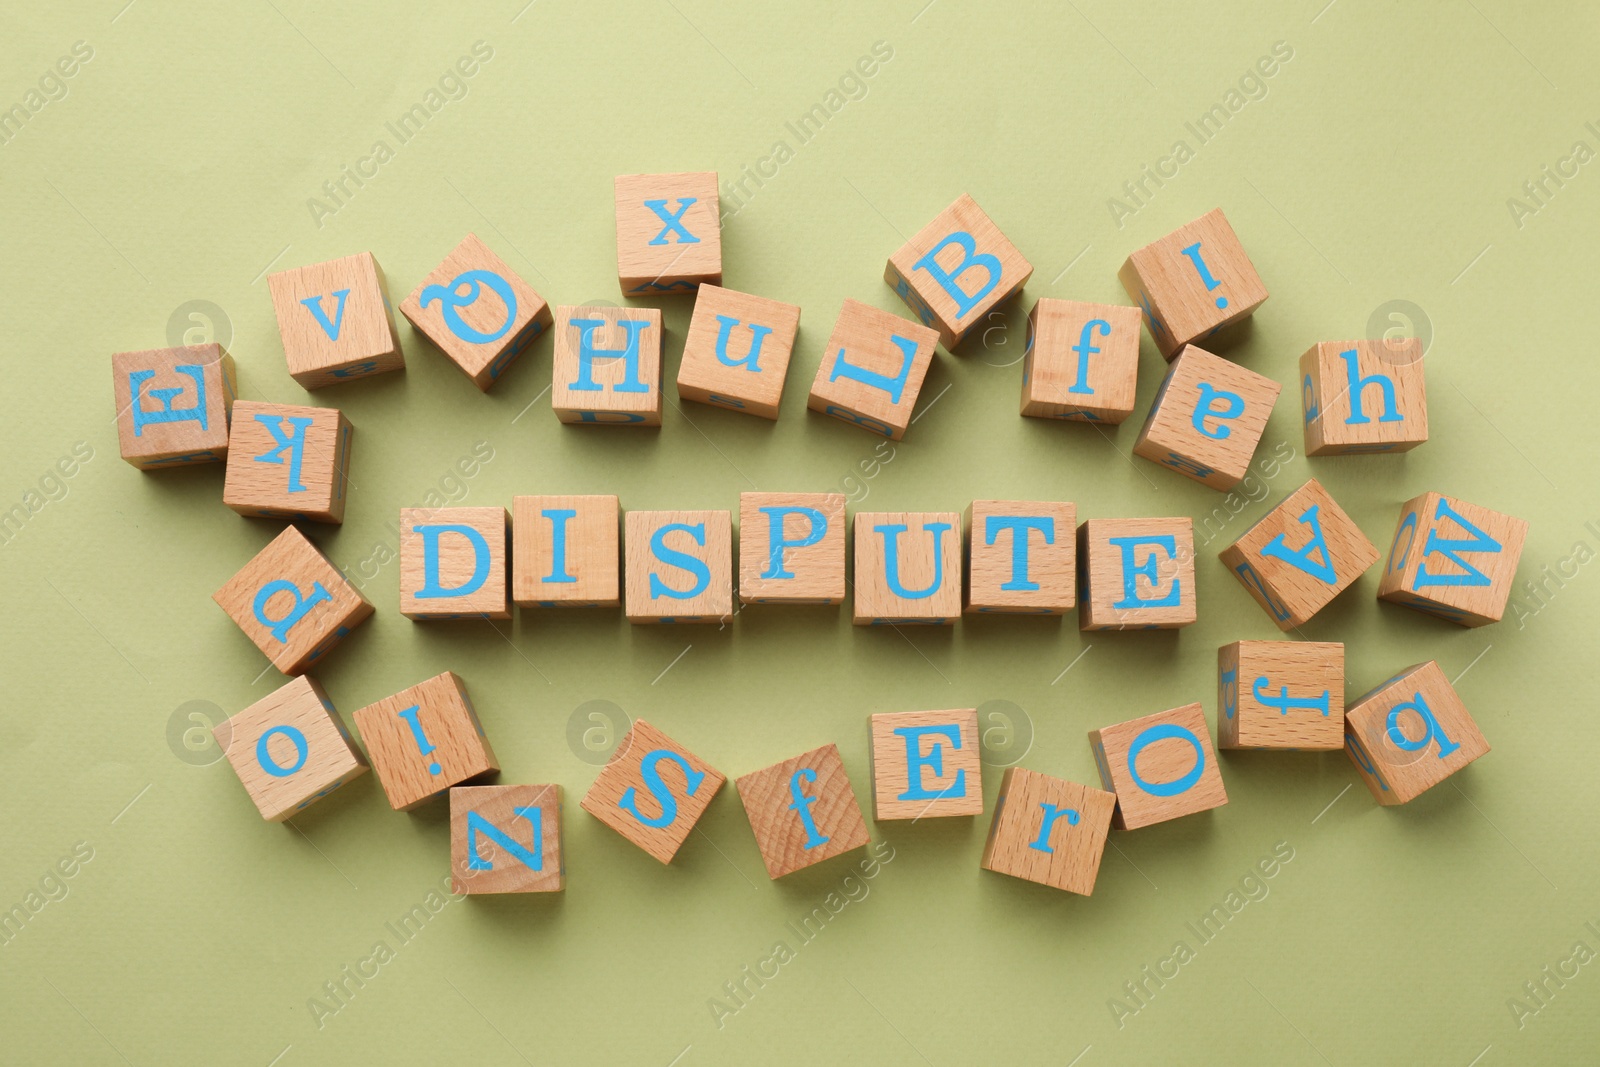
614;171;721;294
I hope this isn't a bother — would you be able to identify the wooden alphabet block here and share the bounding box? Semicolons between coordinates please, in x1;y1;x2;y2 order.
222;401;352;524
1377;492;1528;626
980;769;1115;895
624;509;733;623
1218;640;1344;750
614;171;721;294
399;233;552;391
450;784;563;894
511;494;620;607
1300;340;1428;455
352;671;500;812
677;285;801;419
111;344;236;469
1133;344;1281;490
1089;703;1228;830
267;252;403;388
1118;208;1269;360
807;299;939;441
867;709;983;820
853;511;962;625
216;675;367;822
1219;478;1379;630
1019;299;1141;424
551;306;663;425
1077;517;1196;630
213;526;373;674
1344;661;1490;804
738;492;846;604
966;500;1076;614
580;719;725;863
885;193;1033;349
737;743;871;879
399;506;509;620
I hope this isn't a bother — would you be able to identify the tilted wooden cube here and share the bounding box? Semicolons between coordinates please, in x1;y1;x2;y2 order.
399;506;509;620
1218;640;1344;750
1077;517;1196;631
112;343;236;469
1344;661;1490;804
1300;340;1428;455
868;708;983;821
1134;344;1281;490
1090;702;1228;830
550;306;663;425
738;492;846;604
885;193;1033;350
215;675;368;822
980;768;1116;895
450;784;563;894
615;171;721;294
1020;299;1141;424
213;526;374;674
222;401;353;524
268;252;403;388
1219;478;1379;629
511;494;620;607
1118;208;1269;360
737;743;871;879
966;500;1076;614
676;285;801;419
808;299;939;440
399;233;552;391
580;719;725;864
853;511;962;625
352;671;499;812
624;510;733;623
1377;492;1528;626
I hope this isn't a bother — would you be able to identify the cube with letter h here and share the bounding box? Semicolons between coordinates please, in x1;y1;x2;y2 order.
353;671;500;812
1090;703;1228;830
1020;299;1141;424
216;675;368;822
677;285;802;419
551;306;663;425
450;784;564;894
222;400;353;524
1344;661;1490;804
511;494;620;607
737;743;871;879
1218;640;1345;750
614;171;721;294
399;506;509;620
1134;344;1281;490
268;252;404;388
868;709;983;821
966;500;1076;614
738;492;846;605
980;769;1116;895
1301;340;1428;455
1377;492;1528;626
112;343;236;469
1118;208;1269;360
853;511;962;625
625;510;733;623
581;719;726;864
1077;517;1196;630
885;193;1034;350
808;299;940;440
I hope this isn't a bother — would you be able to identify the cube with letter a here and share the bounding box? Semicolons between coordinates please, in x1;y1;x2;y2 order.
1300;340;1428;455
624;510;733;623
1377;492;1528;626
222;401;353;524
1133;344;1281;490
1089;703;1228;830
1077;517;1196;631
980;769;1116;895
885;193;1033;350
966;500;1076;614
1118;208;1268;360
450;784;564;894
216;675;368;822
808;299;939;441
511;494;620;607
399;506;509;620
1344;661;1490;804
551;306;663;425
1020;299;1141;424
1218;640;1344;750
738;492;846;605
112;343;236;469
853;511;962;625
868;709;983;821
353;671;500;812
677;285;802;419
614;171;721;295
581;719;725;864
737;743;871;879
268;252;404;388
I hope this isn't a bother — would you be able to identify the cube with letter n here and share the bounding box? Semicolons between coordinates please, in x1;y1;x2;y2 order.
450;784;563;894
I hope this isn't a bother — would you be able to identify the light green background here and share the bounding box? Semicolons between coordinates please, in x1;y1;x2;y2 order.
2;1;1596;1063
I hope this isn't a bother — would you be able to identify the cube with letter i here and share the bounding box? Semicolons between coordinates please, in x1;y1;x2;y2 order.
853;511;962;625
268;252;404;388
1300;340;1428;455
1218;640;1344;750
215;675;368;822
112;344;236;469
511;494;620;607
737;743;871;879
580;719;725;864
966;500;1076;614
551;306;663;425
885;193;1033;350
1377;492;1528;626
353;671;500;812
738;492;846;605
1089;703;1228;830
1077;517;1196;631
222;401;353;524
868;709;983;821
1118;208;1268;360
676;285;802;419
1344;661;1490;804
808;299;940;440
980;769;1115;895
399;506;509;620
624;510;733;623
1133;344;1281;490
450;784;564;894
614;171;721;294
1019;300;1141;424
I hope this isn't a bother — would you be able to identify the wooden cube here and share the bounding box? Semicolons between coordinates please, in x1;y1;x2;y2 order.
853;511;962;625
215;675;367;822
580;719;725;863
112;344;236;469
213;526;374;674
615;171;721;294
738;492;846;604
511;494;620;607
450;784;563;894
551;306;663;425
1118;208;1269;360
399;233;552;391
222;401;353;524
1377;492;1529;626
807;299;939;440
1300;340;1428;455
1019;299;1141;424
966;500;1076;614
1344;661;1490;804
1089;703;1228;830
267;252;403;388
980;769;1116;895
1220;478;1379;630
624;510;733;623
1077;517;1196;631
737;743;872;879
867;709;983;821
676;285;801;419
399;506;509;620
352;671;499;812
1218;640;1344;750
1134;344;1281;490
884;193;1033;350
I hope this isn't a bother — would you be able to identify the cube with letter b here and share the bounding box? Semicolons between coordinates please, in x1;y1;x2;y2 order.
853;511;962;625
615;171;721;295
1118;208;1268;360
581;719;725;864
738;492;846;604
268;252;404;388
353;671;500;812
966;500;1076;614
1090;703;1228;830
551;306;663;425
624;510;733;623
1134;344;1280;490
1218;640;1344;750
677;285;801;419
980;769;1115;895
868;709;983;821
450;784;563;894
216;675;368;821
1300;340;1427;455
808;299;939;440
1377;492;1528;626
737;743;871;879
399;506;509;620
1020;299;1141;424
1344;661;1489;804
511;494;620;607
885;193;1033;350
222;401;353;524
112;343;236;469
1077;517;1196;630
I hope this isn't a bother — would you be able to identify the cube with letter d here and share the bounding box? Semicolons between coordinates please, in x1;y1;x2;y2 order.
399;506;509;620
